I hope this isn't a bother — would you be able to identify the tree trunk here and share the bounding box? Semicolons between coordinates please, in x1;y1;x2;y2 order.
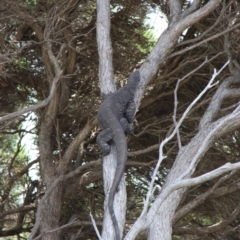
148;106;240;239
148;132;209;239
37;93;63;239
102;146;127;240
34;43;63;238
39;186;63;240
96;0;126;238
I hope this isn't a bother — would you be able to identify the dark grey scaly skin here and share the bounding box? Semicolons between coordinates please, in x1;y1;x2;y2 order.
96;70;140;240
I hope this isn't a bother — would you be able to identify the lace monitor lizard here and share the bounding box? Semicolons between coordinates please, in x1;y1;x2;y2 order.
96;70;140;240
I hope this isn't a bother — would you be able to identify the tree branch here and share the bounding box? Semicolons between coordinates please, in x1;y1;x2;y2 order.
168;0;182;23
0;72;62;123
138;0;221;110
96;1;127;240
96;0;114;94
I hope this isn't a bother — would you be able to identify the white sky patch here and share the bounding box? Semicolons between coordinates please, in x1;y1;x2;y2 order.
22;112;39;179
146;9;168;37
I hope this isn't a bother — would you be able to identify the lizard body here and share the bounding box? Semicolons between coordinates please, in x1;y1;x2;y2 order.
97;70;140;240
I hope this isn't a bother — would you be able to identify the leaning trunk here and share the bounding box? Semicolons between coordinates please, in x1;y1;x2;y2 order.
39;186;63;240
37;80;62;239
148;130;210;239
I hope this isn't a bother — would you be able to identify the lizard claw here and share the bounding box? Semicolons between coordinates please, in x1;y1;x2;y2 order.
100;147;111;157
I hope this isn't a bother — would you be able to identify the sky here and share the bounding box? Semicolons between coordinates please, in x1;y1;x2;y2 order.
146;8;168;37
22;113;39;179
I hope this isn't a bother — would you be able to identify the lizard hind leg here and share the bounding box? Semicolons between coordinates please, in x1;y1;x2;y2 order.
96;128;113;156
120;118;134;136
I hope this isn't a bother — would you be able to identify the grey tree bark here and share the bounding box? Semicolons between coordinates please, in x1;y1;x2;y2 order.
96;0;127;239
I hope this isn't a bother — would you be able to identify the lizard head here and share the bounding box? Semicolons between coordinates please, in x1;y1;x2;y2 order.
127;70;141;87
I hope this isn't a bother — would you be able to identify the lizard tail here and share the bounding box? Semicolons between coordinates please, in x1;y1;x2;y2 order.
108;191;121;240
108;123;127;240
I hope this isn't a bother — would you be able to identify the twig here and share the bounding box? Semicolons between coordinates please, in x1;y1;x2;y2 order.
173;78;182;149
90;213;102;240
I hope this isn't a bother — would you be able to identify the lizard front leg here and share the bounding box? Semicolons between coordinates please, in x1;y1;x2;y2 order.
125;100;136;124
96;128;113;156
123;100;137;135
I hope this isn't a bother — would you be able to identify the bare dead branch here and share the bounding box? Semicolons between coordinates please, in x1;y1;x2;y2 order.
172;55;220;149
90;213;102;240
150;163;240;225
179;61;229;180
